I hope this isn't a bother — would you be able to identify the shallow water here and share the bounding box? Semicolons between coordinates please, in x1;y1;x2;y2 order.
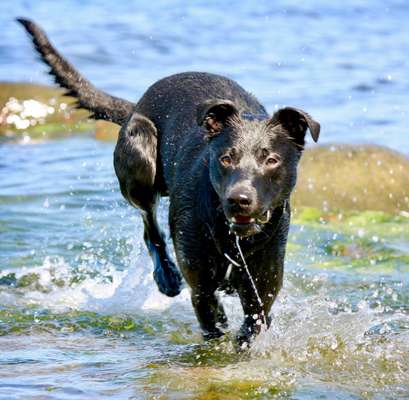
1;136;408;399
1;1;409;399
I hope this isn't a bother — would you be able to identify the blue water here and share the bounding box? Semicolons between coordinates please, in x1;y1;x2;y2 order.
2;0;409;153
1;1;409;399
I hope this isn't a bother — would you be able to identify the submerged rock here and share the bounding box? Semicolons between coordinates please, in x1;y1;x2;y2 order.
0;82;116;140
290;207;409;273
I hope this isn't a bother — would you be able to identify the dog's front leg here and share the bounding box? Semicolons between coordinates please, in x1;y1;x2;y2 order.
176;255;227;340
181;263;228;339
170;213;228;340
233;255;283;346
235;276;267;345
173;254;228;340
191;288;226;340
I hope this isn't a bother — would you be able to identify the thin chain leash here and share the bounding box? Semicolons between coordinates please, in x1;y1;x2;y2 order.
224;236;267;327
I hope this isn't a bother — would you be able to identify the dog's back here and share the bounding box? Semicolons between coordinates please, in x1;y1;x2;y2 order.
133;72;267;190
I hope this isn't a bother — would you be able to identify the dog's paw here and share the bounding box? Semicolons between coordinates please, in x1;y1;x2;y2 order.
203;329;224;341
153;261;183;297
235;322;258;350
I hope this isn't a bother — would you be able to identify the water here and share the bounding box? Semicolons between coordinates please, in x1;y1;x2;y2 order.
1;1;409;399
2;0;409;153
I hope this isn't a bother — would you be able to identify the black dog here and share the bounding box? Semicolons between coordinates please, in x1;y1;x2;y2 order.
19;19;320;344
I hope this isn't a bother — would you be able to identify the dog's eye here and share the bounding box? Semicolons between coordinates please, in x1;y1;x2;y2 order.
220;155;232;167
266;155;281;167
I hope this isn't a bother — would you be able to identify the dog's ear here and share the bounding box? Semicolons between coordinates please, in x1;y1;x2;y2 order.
197;99;239;138
269;107;320;148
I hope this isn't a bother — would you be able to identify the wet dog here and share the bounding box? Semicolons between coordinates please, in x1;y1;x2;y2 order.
19;19;320;344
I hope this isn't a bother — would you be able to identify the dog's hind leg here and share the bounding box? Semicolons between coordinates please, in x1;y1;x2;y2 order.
114;113;182;297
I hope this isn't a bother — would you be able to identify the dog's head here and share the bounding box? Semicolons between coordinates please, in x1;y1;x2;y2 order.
197;99;320;237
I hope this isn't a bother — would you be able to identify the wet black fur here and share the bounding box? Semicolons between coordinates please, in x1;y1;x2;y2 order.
19;19;320;344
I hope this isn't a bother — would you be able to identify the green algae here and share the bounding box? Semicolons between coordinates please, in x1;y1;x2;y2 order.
167;322;200;345
191;380;284;400
146;367;291;400
16;272;41;288
0;308;164;337
291;207;408;273
293;207;409;239
174;339;241;367
0;266;113;293
295;207;407;227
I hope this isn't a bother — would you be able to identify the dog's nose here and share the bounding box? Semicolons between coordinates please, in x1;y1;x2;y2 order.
227;193;252;209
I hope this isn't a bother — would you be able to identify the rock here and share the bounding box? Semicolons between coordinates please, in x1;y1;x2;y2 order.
95;120;120;141
0;81;120;142
0;81;93;140
293;144;409;214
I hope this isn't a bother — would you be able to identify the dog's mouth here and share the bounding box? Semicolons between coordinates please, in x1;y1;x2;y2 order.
230;215;255;224
227;209;272;237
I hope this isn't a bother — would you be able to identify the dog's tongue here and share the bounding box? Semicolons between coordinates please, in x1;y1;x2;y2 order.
234;215;252;224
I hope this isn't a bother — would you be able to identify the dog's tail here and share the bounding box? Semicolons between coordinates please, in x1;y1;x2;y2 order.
17;18;134;125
